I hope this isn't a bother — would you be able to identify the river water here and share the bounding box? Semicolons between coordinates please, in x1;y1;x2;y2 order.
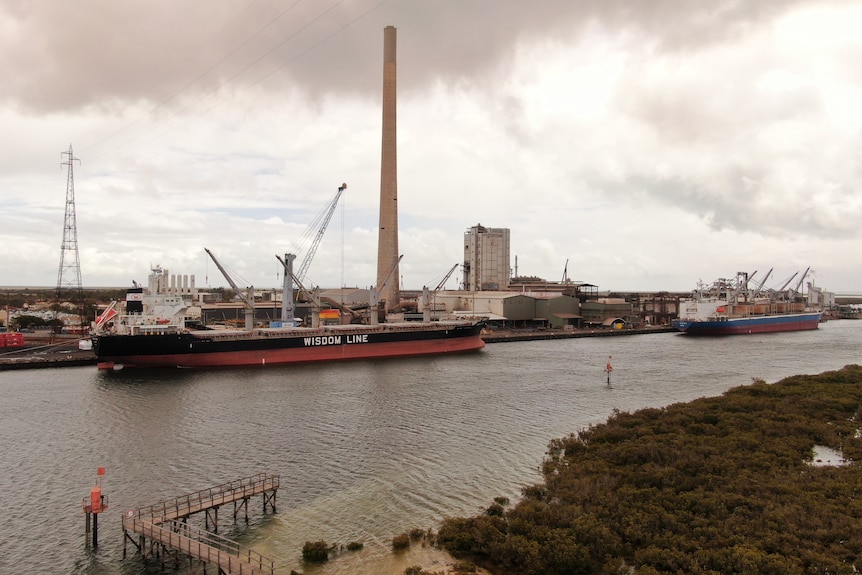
1;321;860;574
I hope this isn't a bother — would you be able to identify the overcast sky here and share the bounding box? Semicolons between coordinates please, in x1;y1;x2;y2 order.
2;0;860;294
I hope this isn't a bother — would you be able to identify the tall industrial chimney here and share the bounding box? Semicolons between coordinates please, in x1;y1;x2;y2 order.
377;25;400;311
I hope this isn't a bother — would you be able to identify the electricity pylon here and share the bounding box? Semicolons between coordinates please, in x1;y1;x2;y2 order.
56;144;85;333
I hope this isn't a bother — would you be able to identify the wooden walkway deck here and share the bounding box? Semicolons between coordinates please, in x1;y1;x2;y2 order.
123;473;279;575
128;519;274;574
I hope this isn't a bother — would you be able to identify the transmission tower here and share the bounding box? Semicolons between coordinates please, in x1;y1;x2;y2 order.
56;144;85;331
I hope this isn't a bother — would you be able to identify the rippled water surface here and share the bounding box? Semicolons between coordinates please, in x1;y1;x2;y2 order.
1;321;860;574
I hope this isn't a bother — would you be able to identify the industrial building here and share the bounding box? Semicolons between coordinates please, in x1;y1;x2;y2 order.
463;224;510;291
418;288;635;330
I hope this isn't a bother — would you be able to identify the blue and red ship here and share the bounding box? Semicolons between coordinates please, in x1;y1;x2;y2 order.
673;269;823;336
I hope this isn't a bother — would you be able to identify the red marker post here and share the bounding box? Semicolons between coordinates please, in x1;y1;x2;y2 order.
604;355;613;385
83;467;108;548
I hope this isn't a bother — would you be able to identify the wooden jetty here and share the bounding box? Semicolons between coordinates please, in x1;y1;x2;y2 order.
123;473;279;574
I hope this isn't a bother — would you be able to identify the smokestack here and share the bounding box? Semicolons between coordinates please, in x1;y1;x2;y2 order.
377;25;400;312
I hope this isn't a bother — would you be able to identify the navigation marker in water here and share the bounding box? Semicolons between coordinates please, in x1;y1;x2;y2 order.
82;467;107;548
605;355;613;386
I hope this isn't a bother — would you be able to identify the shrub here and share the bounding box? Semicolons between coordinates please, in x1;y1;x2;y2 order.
409;527;427;540
520;485;546;500
392;533;410;550
302;540;329;562
404;567;445;575
346;540;363;551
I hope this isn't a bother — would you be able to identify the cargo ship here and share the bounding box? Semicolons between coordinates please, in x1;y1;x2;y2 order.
91;267;485;369
673;269;822;336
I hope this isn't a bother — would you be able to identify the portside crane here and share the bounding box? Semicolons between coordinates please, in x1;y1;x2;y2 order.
280;183;347;323
295;183;347;284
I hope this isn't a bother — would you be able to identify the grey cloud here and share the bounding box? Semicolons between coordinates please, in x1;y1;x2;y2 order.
0;0;817;112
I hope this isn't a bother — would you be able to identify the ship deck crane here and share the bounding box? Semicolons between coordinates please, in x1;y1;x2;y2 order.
776;271;800;294
733;270;758;301
422;263;459;322
753;268;773;295
205;248;255;330
792;267;811;296
277;254;364;326
277;254;321;328
432;263;459;293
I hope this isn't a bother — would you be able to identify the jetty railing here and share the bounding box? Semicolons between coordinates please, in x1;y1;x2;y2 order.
126;518;274;575
122;473;279;574
128;472;279;523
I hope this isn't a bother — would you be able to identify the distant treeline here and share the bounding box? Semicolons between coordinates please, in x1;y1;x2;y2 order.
438;366;862;575
0;287;235;310
0;288;126;309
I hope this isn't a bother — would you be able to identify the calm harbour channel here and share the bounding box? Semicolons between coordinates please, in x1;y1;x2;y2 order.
1;320;860;575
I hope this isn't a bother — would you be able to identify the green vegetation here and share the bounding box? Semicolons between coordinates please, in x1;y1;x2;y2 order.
1;287;127;328
404;562;477;575
11;314;64;331
300;538;364;564
438;366;862;574
393;532;411;550
410;527;433;541
0;287;124;307
301;540;330;563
